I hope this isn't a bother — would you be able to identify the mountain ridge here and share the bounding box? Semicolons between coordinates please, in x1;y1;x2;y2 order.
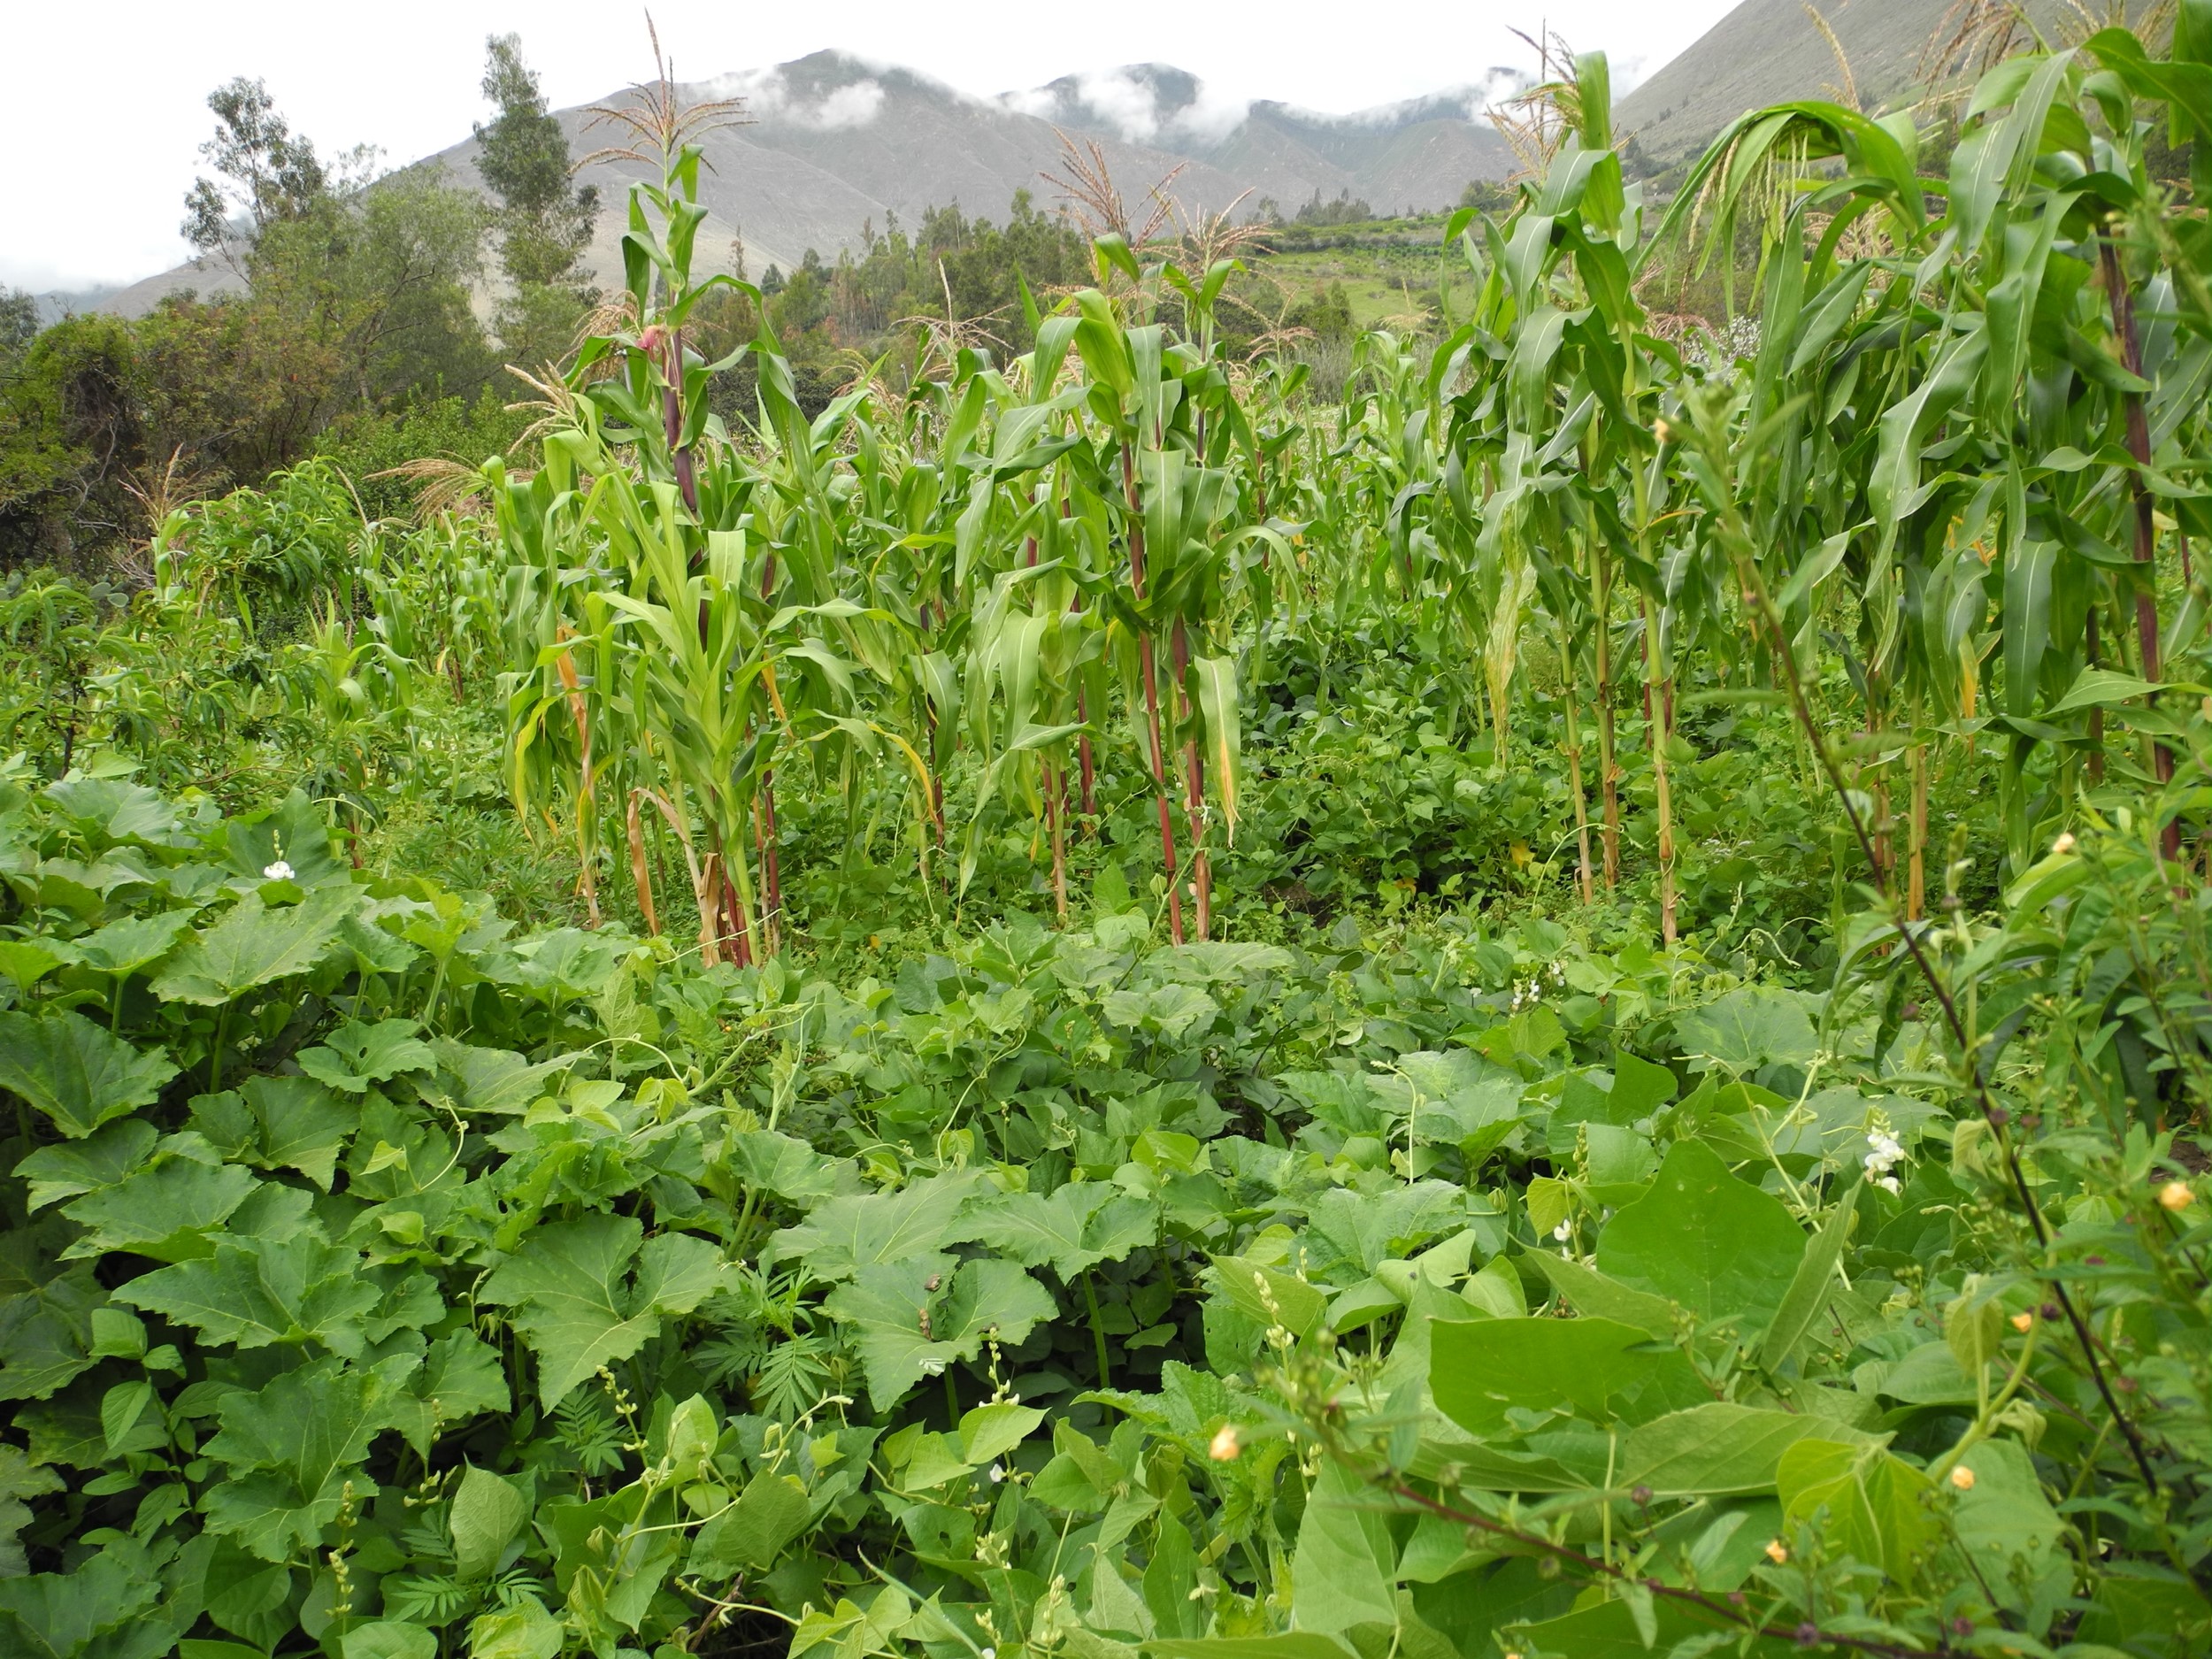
85;52;1522;320
67;0;2122;321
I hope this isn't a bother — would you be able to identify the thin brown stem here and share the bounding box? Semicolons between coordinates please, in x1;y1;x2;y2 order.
1387;1483;1941;1659
1723;522;2162;1494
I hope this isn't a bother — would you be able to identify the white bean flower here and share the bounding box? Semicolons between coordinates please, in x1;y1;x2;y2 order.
1863;1125;1907;1195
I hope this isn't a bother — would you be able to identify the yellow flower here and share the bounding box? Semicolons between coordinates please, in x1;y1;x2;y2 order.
1210;1425;1241;1462
1763;1539;1788;1564
1950;1466;1977;1491
2161;1180;2195;1211
2010;1311;2033;1333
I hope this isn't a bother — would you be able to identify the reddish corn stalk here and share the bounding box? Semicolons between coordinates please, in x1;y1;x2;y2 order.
2103;235;2179;858
755;780;783;956
1123;444;1185;944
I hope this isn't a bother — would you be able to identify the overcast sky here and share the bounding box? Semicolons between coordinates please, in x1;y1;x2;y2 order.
4;0;1738;292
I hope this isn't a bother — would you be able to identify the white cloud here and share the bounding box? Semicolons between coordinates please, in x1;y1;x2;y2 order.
1164;81;1251;145
812;81;887;128
1071;68;1163;142
1016;68;1251;148
995;85;1059;121
703;65;887;130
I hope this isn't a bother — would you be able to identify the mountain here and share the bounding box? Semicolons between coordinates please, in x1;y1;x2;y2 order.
91;4;2147;320
1614;0;2094;162
90;52;1522;319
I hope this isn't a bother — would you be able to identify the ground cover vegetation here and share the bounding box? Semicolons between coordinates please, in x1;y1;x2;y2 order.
9;17;2212;1659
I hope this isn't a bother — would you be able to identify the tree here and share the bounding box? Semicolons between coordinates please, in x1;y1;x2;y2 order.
474;34;599;365
0;315;144;567
180;78;329;267
0;290;38;359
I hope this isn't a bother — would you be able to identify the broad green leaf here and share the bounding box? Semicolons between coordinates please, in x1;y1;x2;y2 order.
664;1394;718;1481
1527;1254;1675;1339
764;1168;985;1280
1430;1316;1709;1434
1209;1254;1327;1339
61;1160;258;1263
0;941;73;994
1289;1458;1396;1633
1145;1511;1203;1639
150;885;357;1005
430;1039;582;1117
201;1356;406;1560
691;1470;812;1574
959;1400;1046;1466
1309;1182;1466;1273
219;791;343;885
2051;667;2168;714
343;1624;436;1659
0;1548;173;1659
13;1118;157;1211
0;1236;105;1404
891;1429;975;1493
1950;1440;2067;1610
449;1465;528;1580
101;1379;155;1457
1946;1284;2010;1381
1778;1438;1935;1585
297;1019;438;1094
1102;983;1219;1040
0;1010;177;1140
1871;1340;1979;1405
468;1601;565;1659
1673;986;1817;1071
391;1331;510;1455
1623;1402;1856;1496
44;777;179;846
118;1237;380;1355
957;1182;1158;1278
0;1445;62;1576
825;1255;1055;1409
726;1128;865;1204
242;1075;354;1190
194;1076;354;1190
71;910;195;977
481;1215;723;1407
1598;1140;1806;1333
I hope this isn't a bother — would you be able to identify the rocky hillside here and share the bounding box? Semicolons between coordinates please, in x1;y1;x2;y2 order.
1616;0;2108;161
